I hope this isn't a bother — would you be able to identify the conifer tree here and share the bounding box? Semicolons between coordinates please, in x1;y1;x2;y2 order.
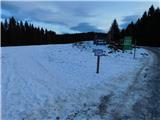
107;19;120;49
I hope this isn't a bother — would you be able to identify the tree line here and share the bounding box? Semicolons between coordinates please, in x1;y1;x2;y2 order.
1;5;160;47
1;17;57;46
108;5;160;49
1;17;106;46
123;5;160;46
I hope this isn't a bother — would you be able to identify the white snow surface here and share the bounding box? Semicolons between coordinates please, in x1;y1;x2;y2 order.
1;42;150;120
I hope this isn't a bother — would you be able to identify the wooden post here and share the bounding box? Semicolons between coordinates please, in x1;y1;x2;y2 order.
96;56;100;74
133;39;136;59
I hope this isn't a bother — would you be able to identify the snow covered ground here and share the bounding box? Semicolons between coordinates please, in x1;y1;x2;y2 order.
1;42;151;120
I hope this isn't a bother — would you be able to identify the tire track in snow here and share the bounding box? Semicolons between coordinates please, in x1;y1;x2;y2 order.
106;52;151;119
134;47;160;120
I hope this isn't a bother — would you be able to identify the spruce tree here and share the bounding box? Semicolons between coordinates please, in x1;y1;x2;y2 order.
107;19;120;49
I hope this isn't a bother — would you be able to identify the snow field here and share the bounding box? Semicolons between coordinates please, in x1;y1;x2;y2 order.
1;42;150;120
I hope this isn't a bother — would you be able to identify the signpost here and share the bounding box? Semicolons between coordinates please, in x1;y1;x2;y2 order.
133;39;136;59
93;49;105;74
96;55;100;73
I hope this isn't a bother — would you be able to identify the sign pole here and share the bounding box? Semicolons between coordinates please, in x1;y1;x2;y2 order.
94;49;104;74
133;39;136;59
96;55;100;74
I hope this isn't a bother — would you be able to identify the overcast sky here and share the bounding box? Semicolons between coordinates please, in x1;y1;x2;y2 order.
1;1;159;34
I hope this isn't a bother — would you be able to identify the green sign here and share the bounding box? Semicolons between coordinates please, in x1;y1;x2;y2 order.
123;36;132;50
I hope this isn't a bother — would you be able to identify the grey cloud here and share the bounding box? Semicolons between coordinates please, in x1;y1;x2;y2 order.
1;2;68;26
27;8;68;26
120;23;129;29
120;15;140;29
122;15;140;23
70;22;103;32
